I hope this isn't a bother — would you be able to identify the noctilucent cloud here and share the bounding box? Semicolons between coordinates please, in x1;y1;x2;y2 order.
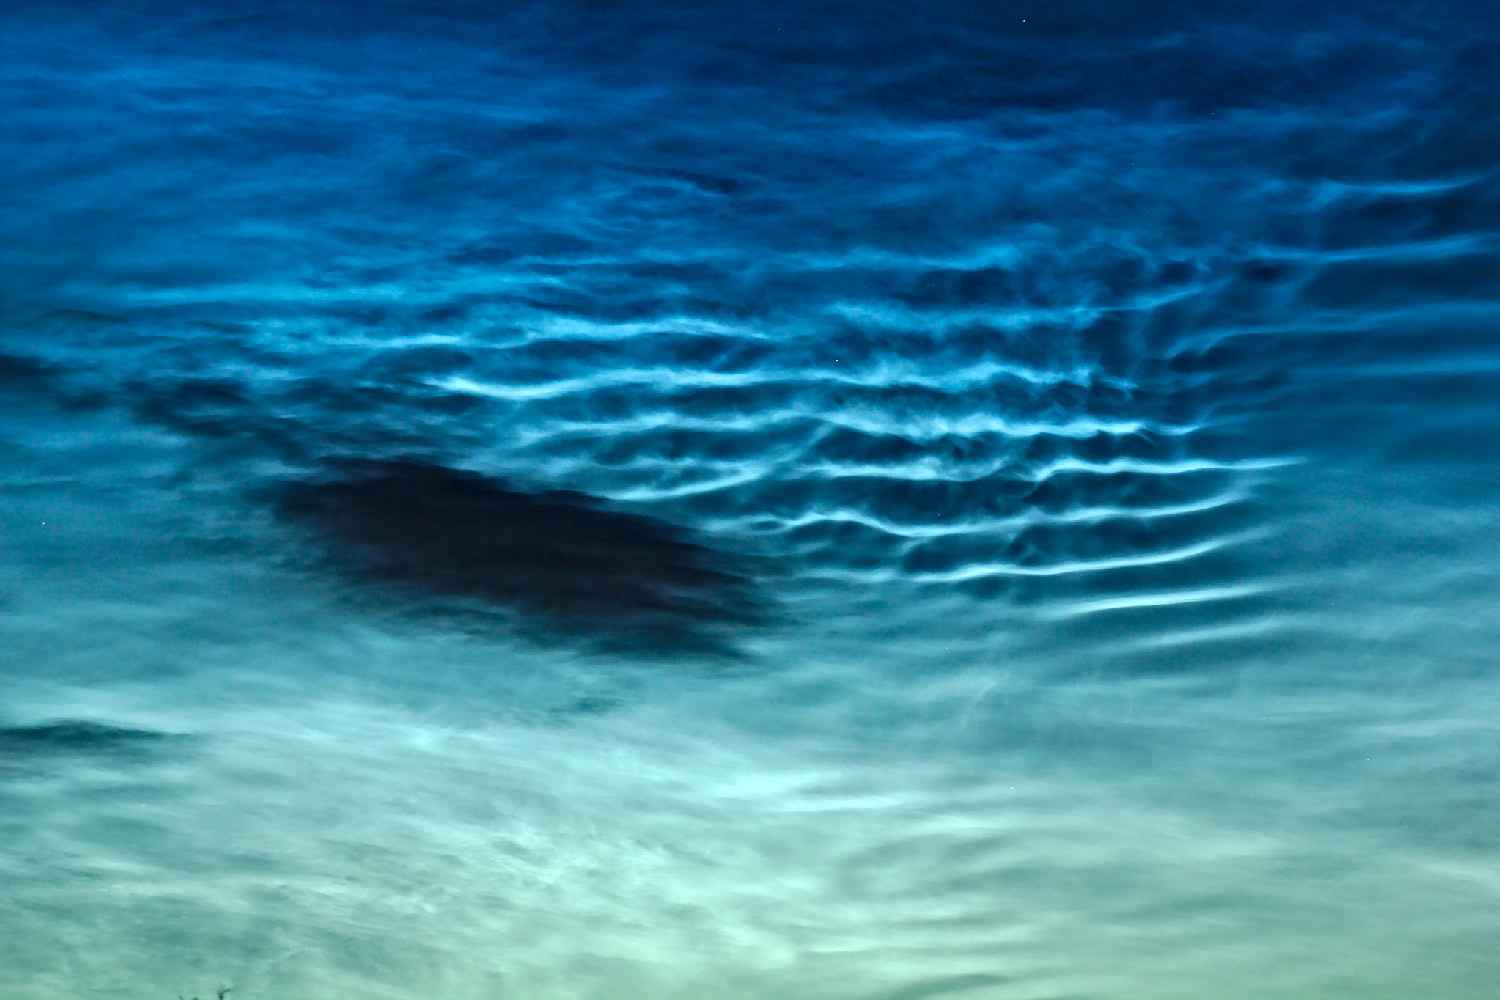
2;1;1498;998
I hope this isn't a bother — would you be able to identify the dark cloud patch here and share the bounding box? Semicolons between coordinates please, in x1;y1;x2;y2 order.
0;348;112;412
0;352;64;384
120;374;315;465
112;370;492;471
875;972;1016;1000
545;694;626;725
0;720;177;761
124;376;261;438
0;351;86;403
272;459;773;658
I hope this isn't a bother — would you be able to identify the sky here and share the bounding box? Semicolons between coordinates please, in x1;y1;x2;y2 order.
2;1;1499;998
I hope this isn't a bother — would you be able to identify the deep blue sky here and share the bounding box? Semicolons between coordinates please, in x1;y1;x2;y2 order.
3;2;1499;997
